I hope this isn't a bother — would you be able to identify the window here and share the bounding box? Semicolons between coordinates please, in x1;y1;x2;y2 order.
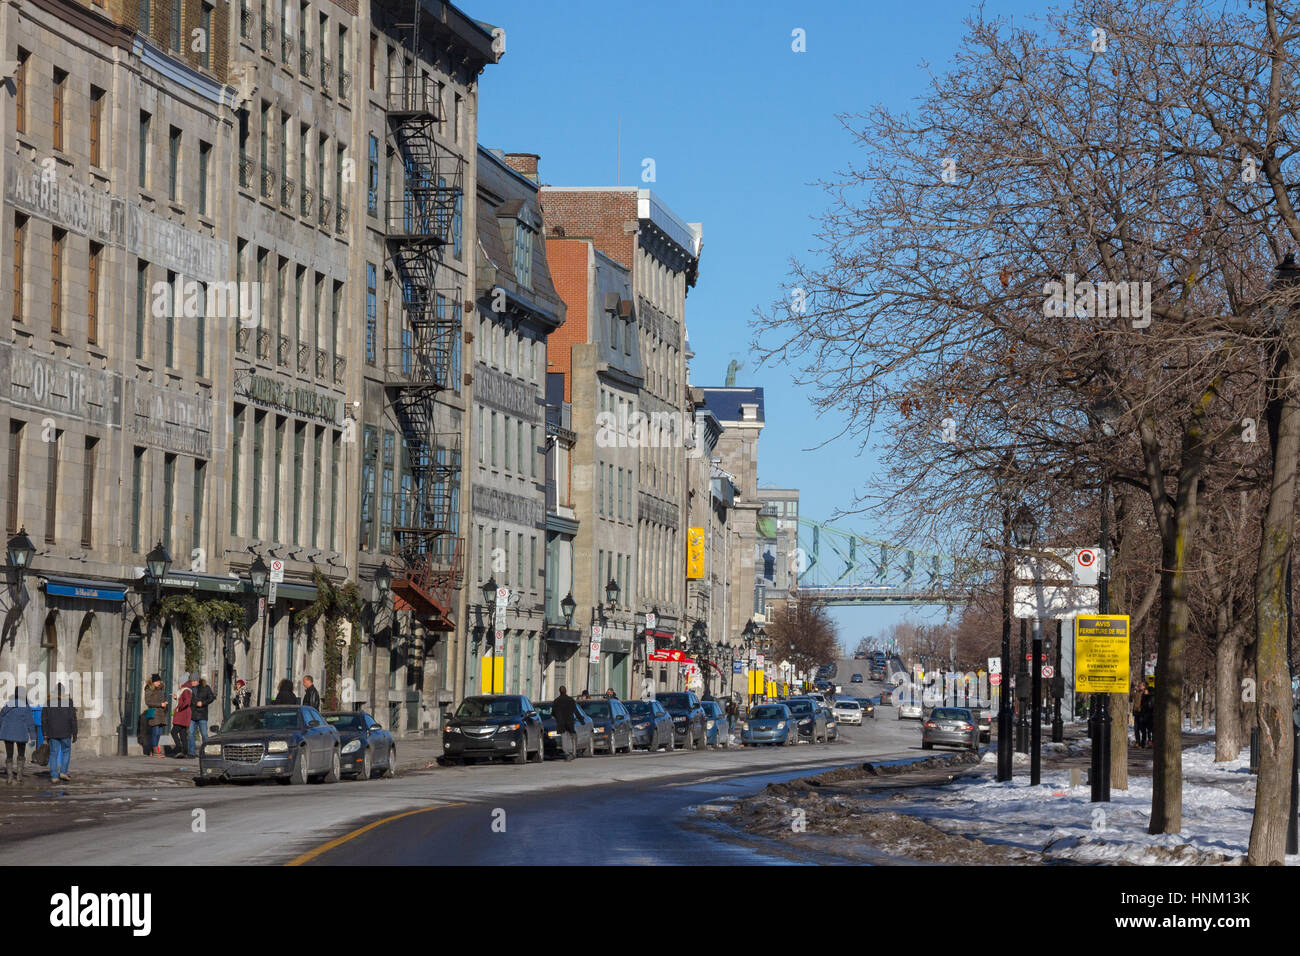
80;437;97;548
231;406;244;536
12;215;24;323
43;428;60;544
490;411;498;467
365;264;376;364
367;135;379;216
87;243;102;344
139;111;151;188
168;127;182;201
198;141;211;215
513;222;533;287
332;281;342;358
272;417;285;542
360;427;376;550
50;230;65;334
193;459;205;551
530;425;538;479
135;261;149;359
251;411;264;537
379;431;393;552
162;453;176;550
293;423;305;544
52;69;67;151
369;33;377;89
196;282;206;376
330;432;340;551
7;421;22;533
170;0;181;49
530;536;537;588
477;413;485;465
503;416;512;472
312;428;323;547
14;50;27;136
131;447;145;553
165;270;177;367
200;3;213;68
517;422;525;480
597;462;604;515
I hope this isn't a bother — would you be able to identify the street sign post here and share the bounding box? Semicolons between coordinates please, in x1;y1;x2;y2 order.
269;559;284;583
988;656;1001;674
590;624;603;664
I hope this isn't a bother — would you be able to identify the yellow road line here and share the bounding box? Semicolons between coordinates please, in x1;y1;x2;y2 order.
285;802;467;866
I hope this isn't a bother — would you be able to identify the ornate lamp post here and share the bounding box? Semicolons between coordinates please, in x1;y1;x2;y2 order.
249;555;269;704
481;576;499;694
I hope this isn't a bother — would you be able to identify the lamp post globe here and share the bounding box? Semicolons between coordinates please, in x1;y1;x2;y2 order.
145;541;172;583
481;576;498;609
374;562;393;597
560;592;576;628
5;528;35;573
605;578;621;608
249;555;269;594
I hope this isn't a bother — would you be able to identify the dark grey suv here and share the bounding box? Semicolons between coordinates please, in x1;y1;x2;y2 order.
655;692;707;750
197;706;341;785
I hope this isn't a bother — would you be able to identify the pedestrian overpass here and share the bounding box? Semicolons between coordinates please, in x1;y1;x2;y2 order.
794;516;967;606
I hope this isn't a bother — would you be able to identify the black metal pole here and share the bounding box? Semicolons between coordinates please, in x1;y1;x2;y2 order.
997;505;1014;782
1016;618;1029;753
257;595;270;705
1093;473;1112;802
1031;618;1043;784
1052;619;1064;743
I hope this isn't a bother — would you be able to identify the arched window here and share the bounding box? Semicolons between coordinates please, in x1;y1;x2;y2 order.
125;621;144;733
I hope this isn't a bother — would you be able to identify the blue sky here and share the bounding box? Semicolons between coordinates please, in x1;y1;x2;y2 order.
472;0;1040;647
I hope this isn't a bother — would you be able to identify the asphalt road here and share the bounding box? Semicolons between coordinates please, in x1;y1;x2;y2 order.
0;681;926;866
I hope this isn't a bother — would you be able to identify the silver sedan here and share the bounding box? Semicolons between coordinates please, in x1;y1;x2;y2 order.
921;707;979;751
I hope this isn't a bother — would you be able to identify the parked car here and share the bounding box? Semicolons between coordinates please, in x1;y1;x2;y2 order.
783;697;829;742
741;703;796;746
576;696;633;754
625;699;674;751
699;700;730;747
440;694;544;765
198;705;341;785
823;707;839;741
832;698;863;725
853;697;877;719
922;707;979;751
851;673;864;684
879;687;894;706
536;700;595;757
898;698;924;720
322;710;396;780
966;703;993;742
656;692;707;750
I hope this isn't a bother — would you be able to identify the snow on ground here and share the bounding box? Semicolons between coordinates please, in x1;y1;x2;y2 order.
908;742;1295;865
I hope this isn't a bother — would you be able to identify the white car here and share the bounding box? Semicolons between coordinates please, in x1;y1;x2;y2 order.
897;700;924;720
832;699;863;725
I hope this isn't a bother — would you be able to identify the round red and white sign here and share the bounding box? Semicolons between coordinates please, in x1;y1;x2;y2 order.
1042;665;1055;679
990;673;1003;686
1076;548;1097;568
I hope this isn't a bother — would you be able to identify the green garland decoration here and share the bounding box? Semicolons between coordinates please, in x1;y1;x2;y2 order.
149;595;248;671
293;568;363;710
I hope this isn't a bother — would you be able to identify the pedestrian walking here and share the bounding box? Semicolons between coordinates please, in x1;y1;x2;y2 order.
301;675;321;711
553;685;578;761
0;687;37;784
273;679;298;705
1138;684;1154;748
171;679;194;757
190;677;216;755
144;675;169;757
43;683;77;782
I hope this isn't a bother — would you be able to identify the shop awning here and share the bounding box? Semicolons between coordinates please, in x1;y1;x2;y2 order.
41;576;126;602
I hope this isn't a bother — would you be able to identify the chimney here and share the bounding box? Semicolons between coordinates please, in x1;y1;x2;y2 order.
504;152;540;183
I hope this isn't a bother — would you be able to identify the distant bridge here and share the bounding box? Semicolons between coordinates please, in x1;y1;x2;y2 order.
794;517;968;606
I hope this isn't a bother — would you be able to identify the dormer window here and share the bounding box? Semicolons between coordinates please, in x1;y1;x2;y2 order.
513;220;534;288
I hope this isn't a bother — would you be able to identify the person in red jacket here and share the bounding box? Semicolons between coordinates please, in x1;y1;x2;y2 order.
171;679;195;758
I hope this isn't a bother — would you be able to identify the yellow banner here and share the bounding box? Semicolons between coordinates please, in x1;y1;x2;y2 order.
480;653;505;694
686;527;705;580
1074;614;1130;693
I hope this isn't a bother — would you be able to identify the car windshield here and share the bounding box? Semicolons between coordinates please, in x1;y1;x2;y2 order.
657;694;691;709
325;714;365;730
534;703;554;717
625;701;653;717
221;709;301;732
579;700;611;718
455;697;522;718
836;700;860;709
750;706;786;719
785;700;813;715
932;708;972;720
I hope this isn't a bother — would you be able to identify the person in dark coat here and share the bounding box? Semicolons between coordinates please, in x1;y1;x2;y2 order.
1138;684;1155;748
273;679;298;705
190;677;216;754
0;687;37;784
552;686;578;761
43;683;77;782
301;675;321;711
144;675;169;757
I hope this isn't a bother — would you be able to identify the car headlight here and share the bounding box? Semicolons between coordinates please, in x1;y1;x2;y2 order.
777;721;786;729
342;739;361;754
203;743;222;756
634;722;650;730
267;740;289;753
741;722;750;731
594;726;607;733
799;718;811;726
547;730;558;737
444;725;460;735
706;720;715;729
497;723;520;733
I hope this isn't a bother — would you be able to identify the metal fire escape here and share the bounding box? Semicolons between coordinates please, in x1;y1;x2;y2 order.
383;20;465;629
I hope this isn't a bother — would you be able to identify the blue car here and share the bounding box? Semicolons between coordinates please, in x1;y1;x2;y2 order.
699;700;730;748
741;703;796;746
323;710;397;780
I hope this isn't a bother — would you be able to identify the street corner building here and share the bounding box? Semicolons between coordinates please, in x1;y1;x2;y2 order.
0;0;500;751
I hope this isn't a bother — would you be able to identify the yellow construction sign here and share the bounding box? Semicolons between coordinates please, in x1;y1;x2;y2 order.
1074;614;1130;693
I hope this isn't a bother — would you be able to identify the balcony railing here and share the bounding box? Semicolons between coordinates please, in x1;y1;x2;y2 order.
335;201;349;236
298;342;311;374
281;35;295;66
300;184;314;218
338;70;352;100
278;334;291;367
299;46;314;77
316;348;328;379
240;8;256;41
280;177;295;211
238;152;256;190
261;24;274;53
257;329;272;361
260;164;276;201
320;57;334;92
236;326;252;353
318;195;332;229
333;354;346;385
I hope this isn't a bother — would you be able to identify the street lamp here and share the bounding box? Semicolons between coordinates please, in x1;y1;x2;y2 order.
145;541;173;600
481;576;499;694
374;562;393;599
5;527;35;604
249;555;270;704
560;592;576;628
605;578;620;608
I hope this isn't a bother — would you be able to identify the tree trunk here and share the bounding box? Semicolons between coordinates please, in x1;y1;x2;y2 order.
1215;624;1247;762
1110;691;1130;790
1249;332;1299;864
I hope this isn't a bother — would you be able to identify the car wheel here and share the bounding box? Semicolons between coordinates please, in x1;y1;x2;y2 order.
922;741;933;750
358;748;371;781
289;747;309;785
512;732;528;765
384;745;397;776
323;748;341;783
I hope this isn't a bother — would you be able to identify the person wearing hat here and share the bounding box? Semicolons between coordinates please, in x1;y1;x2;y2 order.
144;675;169;757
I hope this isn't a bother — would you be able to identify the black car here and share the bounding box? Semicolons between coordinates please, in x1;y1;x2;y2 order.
784;697;829;742
440;694;544;765
197;706;341;785
625;699;673;751
576;696;634;754
323;710;397;780
655;691;707;750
